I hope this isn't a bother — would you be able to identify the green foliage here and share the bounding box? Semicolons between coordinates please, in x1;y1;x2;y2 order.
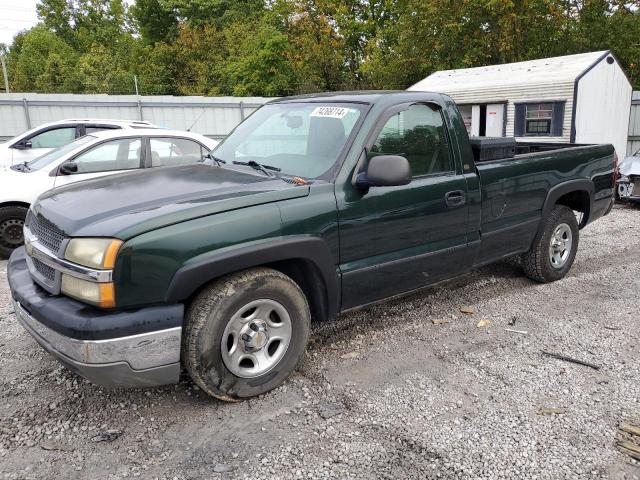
129;0;178;44
4;0;640;95
224;21;298;96
8;26;79;92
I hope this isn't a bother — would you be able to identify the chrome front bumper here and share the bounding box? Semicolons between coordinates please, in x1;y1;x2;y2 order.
13;298;182;387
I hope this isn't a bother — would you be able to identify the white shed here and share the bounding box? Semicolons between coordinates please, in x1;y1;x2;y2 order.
408;51;632;160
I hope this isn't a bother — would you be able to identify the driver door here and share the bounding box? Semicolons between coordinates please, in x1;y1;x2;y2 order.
338;103;472;309
54;137;144;187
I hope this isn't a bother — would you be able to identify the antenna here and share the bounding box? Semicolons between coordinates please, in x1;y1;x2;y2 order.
187;109;206;132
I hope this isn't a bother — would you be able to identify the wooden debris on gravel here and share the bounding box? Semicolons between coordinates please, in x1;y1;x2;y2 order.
617;422;640;461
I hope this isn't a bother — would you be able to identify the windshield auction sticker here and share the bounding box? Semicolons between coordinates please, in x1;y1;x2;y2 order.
310;106;353;119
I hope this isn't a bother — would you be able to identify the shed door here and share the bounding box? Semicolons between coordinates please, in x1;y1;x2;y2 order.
485;104;505;137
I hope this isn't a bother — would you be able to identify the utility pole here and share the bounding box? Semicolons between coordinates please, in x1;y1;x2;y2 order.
0;55;9;94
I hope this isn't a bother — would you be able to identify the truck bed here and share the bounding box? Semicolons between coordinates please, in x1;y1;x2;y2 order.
472;143;615;266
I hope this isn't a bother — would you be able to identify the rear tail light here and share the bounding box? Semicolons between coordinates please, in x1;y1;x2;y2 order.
612;152;619;188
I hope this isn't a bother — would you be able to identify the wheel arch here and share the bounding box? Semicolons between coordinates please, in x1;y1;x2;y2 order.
0;201;31;210
165;237;340;321
543;180;593;229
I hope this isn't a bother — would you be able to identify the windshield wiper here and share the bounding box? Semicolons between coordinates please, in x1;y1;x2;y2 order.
204;153;226;166
232;160;281;177
10;161;30;172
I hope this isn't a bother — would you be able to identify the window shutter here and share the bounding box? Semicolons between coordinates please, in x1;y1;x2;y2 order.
551;102;565;137
514;104;525;137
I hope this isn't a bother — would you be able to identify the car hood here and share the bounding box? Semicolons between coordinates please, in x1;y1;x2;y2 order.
33;164;310;239
620;155;640;177
0;167;52;203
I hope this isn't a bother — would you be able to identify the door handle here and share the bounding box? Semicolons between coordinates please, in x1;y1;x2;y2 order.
445;190;466;207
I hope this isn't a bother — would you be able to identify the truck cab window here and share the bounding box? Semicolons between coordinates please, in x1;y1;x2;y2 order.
371;104;452;176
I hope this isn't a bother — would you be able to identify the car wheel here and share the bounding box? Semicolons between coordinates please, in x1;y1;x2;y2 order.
182;267;311;401
0;206;28;258
522;205;579;283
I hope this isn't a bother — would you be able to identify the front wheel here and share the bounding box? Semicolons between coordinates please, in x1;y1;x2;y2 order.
182;268;311;401
0;205;28;258
522;205;579;283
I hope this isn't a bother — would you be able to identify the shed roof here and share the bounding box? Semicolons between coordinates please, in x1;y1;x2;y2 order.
409;51;610;92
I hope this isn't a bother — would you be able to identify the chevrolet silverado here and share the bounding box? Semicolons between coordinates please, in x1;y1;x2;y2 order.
7;91;616;401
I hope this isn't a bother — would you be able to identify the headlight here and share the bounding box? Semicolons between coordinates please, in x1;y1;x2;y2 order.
618;175;630;183
64;238;122;269
62;238;122;308
61;275;115;308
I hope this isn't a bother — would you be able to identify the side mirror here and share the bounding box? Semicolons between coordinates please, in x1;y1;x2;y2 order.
59;162;78;175
15;140;32;150
355;155;411;188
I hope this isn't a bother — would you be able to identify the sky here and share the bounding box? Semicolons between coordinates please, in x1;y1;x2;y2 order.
0;0;39;47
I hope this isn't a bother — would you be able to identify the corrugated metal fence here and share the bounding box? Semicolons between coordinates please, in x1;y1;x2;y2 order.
628;91;640;156
0;93;274;141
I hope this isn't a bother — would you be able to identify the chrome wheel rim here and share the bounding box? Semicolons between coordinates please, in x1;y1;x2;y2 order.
221;299;292;378
549;223;572;269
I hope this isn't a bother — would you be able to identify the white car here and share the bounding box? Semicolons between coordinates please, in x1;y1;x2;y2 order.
0;118;160;167
0;129;218;256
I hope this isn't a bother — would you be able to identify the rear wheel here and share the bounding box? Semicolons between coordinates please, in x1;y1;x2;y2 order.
0;206;28;258
182;268;310;401
522;205;579;283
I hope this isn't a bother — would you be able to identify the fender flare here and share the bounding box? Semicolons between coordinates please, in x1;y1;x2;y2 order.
542;179;594;227
164;236;340;317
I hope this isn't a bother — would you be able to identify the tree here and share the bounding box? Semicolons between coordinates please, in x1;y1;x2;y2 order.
224;20;299;96
274;0;347;93
129;0;178;44
6;0;640;95
8;26;79;92
165;0;266;28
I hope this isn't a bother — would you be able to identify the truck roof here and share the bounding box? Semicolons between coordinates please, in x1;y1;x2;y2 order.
272;90;445;106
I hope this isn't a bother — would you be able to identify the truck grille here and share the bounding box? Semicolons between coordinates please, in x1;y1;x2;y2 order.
27;212;65;253
33;258;56;284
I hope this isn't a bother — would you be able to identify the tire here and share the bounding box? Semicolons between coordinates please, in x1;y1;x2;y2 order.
0;205;28;258
522;205;579;283
182;267;311;401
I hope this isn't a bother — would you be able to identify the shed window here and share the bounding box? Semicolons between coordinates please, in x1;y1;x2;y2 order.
525;104;553;135
514;101;565;137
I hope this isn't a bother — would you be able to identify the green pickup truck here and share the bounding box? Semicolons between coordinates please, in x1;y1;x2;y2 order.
8;91;616;401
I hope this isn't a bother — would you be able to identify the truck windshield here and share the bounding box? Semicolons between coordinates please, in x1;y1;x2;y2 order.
26;135;96;171
213;102;365;178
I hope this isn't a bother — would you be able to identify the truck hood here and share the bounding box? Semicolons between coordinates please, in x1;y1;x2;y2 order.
33;164;310;239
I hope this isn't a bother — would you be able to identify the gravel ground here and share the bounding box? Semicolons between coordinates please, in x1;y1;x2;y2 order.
1;205;639;480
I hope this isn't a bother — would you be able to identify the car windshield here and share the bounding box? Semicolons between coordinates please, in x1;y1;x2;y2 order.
26;135;96;171
213;102;365;178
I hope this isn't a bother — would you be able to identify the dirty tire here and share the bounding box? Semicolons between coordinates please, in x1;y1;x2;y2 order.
522;205;579;283
0;205;28;258
182;268;311;401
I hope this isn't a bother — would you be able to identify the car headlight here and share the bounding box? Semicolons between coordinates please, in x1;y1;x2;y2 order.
64;238;122;269
62;238;122;308
618;175;630;183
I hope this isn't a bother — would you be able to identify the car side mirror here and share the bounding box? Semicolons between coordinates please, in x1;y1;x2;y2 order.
355;155;412;189
59;162;78;175
15;140;32;150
